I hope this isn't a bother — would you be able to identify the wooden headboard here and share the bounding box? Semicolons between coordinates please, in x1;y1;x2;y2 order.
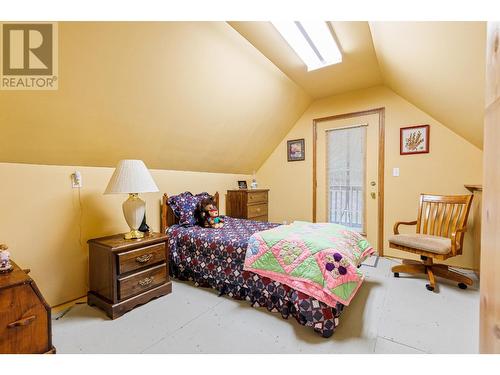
160;192;220;234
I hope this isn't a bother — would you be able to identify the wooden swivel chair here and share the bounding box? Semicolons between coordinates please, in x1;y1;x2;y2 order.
389;194;473;292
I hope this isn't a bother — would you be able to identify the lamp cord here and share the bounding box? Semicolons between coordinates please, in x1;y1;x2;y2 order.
77;187;88;290
77;187;83;250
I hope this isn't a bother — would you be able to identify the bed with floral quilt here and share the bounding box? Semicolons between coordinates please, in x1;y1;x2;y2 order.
163;192;374;338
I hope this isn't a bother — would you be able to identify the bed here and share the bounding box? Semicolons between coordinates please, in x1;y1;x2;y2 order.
161;192;370;338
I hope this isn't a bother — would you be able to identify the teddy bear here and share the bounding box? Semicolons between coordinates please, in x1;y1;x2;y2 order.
196;197;225;228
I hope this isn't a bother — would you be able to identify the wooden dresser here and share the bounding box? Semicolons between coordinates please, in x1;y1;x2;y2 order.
87;232;171;319
0;261;54;354
226;189;269;222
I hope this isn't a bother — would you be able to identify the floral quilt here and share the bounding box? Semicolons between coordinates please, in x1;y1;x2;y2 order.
167;217;345;337
244;221;374;306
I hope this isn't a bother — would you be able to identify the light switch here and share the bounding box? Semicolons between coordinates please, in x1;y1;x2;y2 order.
393;167;400;177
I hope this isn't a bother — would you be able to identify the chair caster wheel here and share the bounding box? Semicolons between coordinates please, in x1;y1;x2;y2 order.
393;272;399;278
425;284;434;291
458;283;467;290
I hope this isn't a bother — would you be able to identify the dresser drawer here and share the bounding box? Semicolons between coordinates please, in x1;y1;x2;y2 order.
117;242;166;274
118;264;167;300
247;203;268;218
247;191;268;204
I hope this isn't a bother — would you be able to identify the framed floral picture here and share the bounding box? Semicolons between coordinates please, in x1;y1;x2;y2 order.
287;138;305;161
400;125;430;155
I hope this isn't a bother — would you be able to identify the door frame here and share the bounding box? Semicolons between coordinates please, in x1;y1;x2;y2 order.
313;107;386;256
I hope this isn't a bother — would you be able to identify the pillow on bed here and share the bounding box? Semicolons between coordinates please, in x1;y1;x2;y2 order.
168;192;211;226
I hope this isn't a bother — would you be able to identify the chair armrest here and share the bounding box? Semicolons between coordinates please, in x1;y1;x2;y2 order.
450;227;467;255
393;220;417;234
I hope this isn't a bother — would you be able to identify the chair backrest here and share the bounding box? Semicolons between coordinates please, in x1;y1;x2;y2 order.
416;194;473;253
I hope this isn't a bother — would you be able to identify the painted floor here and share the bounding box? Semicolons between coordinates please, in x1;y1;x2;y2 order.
52;257;479;353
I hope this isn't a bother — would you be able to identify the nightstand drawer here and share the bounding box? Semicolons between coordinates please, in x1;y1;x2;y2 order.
247;203;268;218
247;191;268;204
118;264;167;300
117;242;166;274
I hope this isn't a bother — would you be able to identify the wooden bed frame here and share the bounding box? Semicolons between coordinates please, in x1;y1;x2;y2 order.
160;192;220;234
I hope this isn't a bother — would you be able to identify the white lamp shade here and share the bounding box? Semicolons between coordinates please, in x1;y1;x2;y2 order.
104;160;159;194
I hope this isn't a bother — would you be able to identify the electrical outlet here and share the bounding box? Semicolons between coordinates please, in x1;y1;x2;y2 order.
393;167;400;177
71;171;82;188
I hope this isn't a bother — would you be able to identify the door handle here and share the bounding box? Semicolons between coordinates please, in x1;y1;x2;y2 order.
371;192;376;199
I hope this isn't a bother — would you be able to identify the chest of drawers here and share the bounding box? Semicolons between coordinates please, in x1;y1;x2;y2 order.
226;189;269;222
0;261;54;354
87;232;171;319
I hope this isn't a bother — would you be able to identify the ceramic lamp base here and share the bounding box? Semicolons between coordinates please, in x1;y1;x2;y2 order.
122;193;146;240
124;230;144;240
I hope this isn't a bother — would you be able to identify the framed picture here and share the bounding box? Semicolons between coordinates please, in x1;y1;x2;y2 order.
237;180;248;190
400;125;430;155
287;138;305;162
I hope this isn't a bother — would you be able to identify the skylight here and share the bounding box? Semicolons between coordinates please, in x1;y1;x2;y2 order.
271;21;342;72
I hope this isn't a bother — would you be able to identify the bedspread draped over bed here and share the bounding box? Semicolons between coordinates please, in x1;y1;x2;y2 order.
167;217;344;337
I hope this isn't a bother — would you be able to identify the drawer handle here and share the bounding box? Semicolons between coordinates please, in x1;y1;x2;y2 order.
138;276;154;287
7;315;36;328
135;253;153;264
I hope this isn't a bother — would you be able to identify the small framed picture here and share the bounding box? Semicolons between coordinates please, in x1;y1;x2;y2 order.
238;180;248;190
287;138;305;162
400;125;430;155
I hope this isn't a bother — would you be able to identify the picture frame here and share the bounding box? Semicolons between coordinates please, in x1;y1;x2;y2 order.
287;138;305;162
237;180;248;190
400;125;430;155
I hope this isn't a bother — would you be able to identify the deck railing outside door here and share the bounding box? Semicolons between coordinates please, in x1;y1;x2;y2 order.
329;184;363;230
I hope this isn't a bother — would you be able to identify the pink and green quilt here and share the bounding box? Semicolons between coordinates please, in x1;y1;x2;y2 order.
244;221;374;306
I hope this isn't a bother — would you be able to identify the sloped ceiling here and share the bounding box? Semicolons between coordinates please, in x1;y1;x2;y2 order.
1;21;486;175
0;22;311;173
230;21;486;149
369;22;486;148
229;21;383;99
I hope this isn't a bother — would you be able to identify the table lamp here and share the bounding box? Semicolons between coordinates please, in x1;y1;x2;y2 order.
105;160;159;239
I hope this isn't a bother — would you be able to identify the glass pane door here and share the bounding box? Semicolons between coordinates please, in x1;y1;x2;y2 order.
326;125;366;233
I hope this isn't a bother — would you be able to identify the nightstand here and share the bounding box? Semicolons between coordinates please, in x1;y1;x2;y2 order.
226;189;269;221
87;232;171;319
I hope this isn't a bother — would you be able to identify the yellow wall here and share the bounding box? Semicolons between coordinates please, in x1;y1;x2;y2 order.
0;21;309;306
370;22;486;148
0;162;250;306
257;85;483;268
0;22;311;174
